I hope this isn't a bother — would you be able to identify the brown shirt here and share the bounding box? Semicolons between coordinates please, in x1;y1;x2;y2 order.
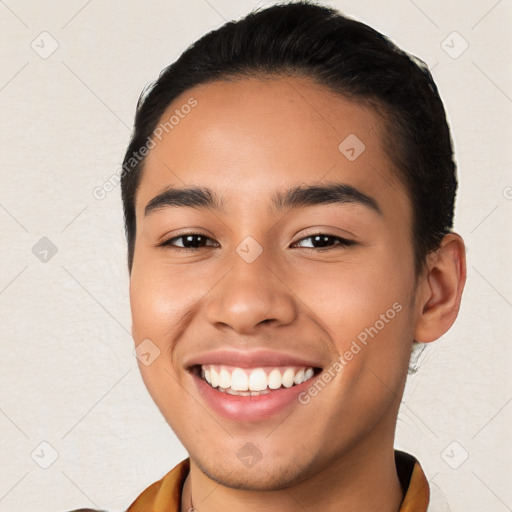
126;450;430;511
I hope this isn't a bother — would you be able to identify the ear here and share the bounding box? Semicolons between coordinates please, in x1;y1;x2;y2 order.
414;233;467;343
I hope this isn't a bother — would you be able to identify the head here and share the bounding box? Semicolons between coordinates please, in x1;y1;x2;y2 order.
121;2;457;276
121;1;465;492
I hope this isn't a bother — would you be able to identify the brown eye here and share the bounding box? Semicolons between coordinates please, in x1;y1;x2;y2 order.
292;234;355;250
159;233;218;251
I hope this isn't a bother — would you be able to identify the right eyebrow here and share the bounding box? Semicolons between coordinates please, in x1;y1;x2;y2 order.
144;186;225;217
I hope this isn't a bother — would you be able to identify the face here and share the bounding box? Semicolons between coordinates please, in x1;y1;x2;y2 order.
129;76;421;490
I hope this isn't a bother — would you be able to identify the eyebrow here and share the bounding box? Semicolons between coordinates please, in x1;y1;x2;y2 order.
144;182;381;217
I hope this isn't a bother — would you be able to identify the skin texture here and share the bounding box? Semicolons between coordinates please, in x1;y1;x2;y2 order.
129;76;466;512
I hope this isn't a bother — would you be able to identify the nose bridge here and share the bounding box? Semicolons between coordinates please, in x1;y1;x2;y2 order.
205;234;296;333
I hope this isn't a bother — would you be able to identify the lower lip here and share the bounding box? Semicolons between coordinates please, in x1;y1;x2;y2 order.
191;371;318;422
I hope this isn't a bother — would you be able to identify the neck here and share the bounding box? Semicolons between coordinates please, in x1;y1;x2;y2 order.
180;435;404;512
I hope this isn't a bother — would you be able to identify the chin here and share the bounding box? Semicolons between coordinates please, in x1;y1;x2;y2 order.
191;450;317;491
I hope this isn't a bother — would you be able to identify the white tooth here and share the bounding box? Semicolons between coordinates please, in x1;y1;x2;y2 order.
268;368;283;389
282;368;295;388
210;367;219;387
251;389;269;396
294;368;305;385
249;368;267;391
231;368;249;391
204;367;211;384
305;368;314;380
219;368;231;389
226;388;250;396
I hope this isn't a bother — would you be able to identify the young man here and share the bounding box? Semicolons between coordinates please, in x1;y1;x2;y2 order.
118;2;466;511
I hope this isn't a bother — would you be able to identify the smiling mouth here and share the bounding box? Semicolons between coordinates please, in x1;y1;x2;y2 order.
191;364;322;396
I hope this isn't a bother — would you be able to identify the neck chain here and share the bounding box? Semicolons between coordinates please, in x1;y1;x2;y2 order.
186;474;196;512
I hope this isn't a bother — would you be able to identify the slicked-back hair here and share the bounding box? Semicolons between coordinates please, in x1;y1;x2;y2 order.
120;0;457;275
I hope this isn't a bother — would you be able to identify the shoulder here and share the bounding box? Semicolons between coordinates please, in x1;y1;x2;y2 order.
125;458;190;511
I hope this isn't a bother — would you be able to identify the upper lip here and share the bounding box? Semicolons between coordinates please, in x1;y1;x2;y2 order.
184;349;324;370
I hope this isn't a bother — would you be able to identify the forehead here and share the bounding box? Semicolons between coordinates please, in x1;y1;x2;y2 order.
135;76;408;220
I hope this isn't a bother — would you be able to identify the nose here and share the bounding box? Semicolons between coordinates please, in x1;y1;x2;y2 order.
205;246;297;335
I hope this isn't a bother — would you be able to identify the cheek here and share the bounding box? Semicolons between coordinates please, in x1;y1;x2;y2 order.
129;267;191;422
289;246;414;389
129;254;197;340
303;263;413;439
293;247;413;340
339;260;414;394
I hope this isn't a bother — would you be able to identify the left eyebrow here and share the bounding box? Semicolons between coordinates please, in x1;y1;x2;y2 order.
270;182;382;215
144;181;382;217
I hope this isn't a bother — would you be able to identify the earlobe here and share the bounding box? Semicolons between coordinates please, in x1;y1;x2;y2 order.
413;233;467;343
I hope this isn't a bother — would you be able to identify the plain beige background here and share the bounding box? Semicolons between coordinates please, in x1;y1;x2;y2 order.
0;0;511;510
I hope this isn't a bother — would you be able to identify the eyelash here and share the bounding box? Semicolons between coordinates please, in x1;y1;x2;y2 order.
158;232;355;252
